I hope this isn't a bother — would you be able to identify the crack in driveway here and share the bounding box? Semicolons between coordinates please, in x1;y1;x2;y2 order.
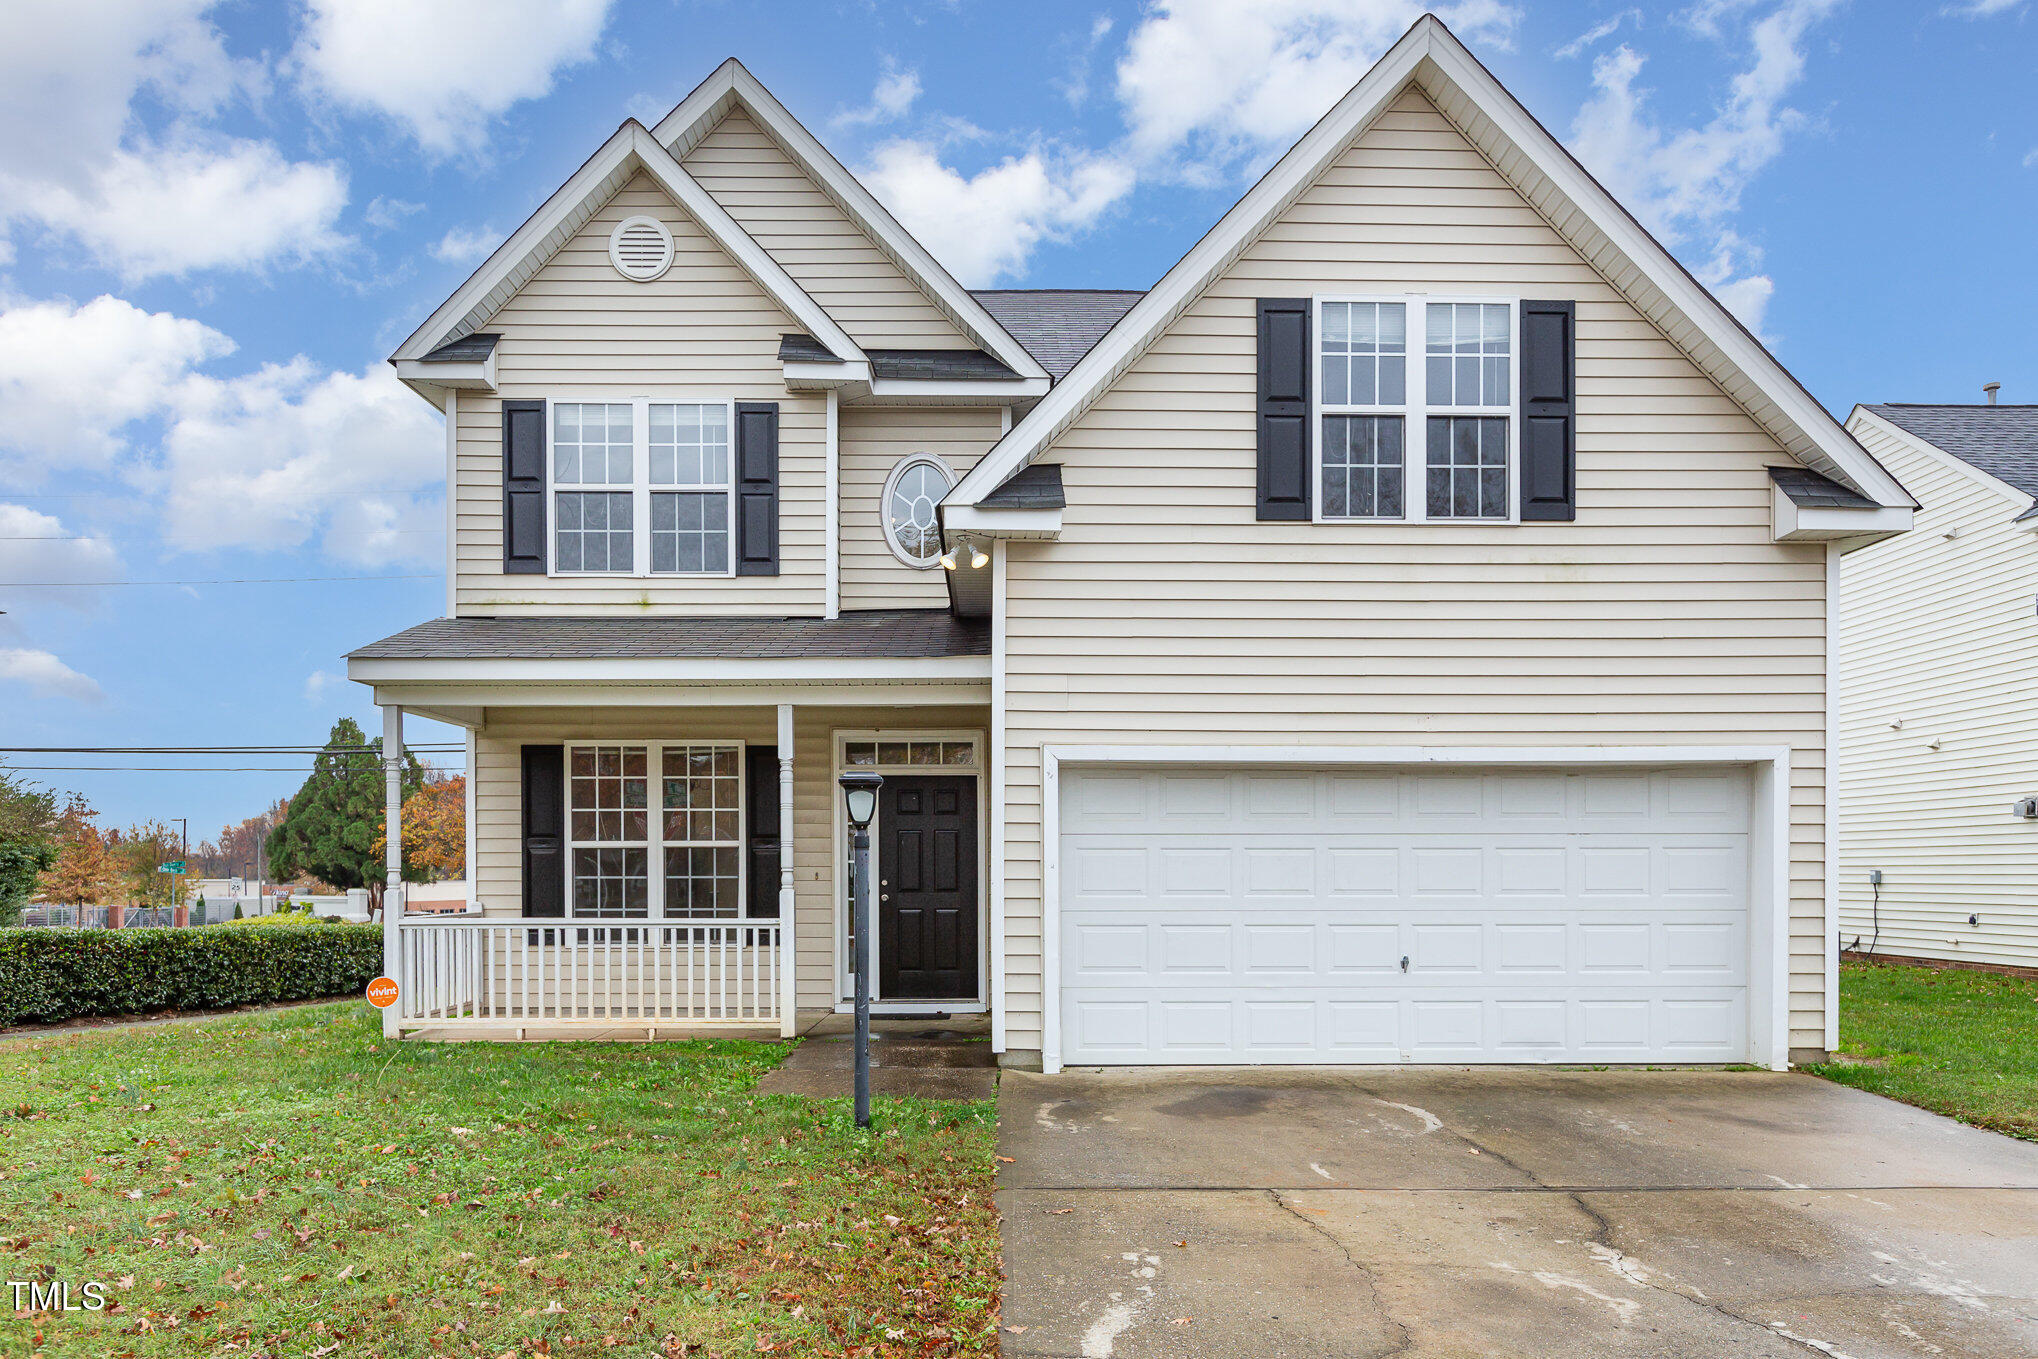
1268;1189;1414;1359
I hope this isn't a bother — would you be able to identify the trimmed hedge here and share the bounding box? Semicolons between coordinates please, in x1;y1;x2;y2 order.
0;923;383;1026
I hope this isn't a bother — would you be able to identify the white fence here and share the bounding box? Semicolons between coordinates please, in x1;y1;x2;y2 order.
394;918;783;1032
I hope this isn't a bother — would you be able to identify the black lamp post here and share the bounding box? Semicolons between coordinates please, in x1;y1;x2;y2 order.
839;771;883;1128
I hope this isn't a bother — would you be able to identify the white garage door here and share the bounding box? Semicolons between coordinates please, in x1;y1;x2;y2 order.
1057;765;1752;1065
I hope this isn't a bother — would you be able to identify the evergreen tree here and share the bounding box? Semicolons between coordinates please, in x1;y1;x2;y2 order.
0;762;59;927
266;718;426;915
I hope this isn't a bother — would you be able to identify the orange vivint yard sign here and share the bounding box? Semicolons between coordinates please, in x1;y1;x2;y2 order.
365;977;400;1009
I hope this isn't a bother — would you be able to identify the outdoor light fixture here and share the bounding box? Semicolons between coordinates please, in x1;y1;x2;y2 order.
939;543;958;570
970;543;989;569
838;770;884;1127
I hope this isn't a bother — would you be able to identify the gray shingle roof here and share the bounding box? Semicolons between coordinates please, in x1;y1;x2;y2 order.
778;332;839;363
349;610;989;661
868;349;1019;382
1863;404;2038;499
971;289;1145;380
976;463;1064;509
1768;465;1877;510
419;332;499;363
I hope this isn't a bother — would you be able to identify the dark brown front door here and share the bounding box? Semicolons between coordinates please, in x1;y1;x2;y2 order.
878;775;979;999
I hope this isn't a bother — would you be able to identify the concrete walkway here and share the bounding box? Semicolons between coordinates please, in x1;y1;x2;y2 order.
756;1017;996;1100
996;1067;2038;1358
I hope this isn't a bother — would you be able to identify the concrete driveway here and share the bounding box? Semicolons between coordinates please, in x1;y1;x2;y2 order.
996;1068;2038;1358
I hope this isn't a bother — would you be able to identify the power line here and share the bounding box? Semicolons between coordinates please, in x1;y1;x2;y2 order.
5;575;437;587
2;745;461;754
9;765;370;773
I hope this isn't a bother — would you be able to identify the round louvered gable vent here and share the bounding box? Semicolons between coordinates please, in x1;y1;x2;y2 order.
608;216;673;281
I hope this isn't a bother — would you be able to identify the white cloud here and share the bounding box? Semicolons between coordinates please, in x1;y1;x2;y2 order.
834;58;922;128
1941;0;2024;16
860;140;1135;285
365;196;425;232
0;294;443;564
0;1;349;279
303;669;345;704
0;648;104;704
1113;0;1520;180
294;0;612;155
1567;0;1843;333
1054;15;1118;109
0;295;234;480
2024;146;2038;168
0;504;121;609
432;225;499;265
1555;8;1642;59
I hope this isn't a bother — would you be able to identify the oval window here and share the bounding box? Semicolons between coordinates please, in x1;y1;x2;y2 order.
882;454;953;567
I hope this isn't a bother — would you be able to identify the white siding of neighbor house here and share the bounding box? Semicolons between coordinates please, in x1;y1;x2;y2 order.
1836;414;2038;969
453;172;827;616
839;405;1002;610
471;704;989;1012
996;86;1834;1058
680;110;972;351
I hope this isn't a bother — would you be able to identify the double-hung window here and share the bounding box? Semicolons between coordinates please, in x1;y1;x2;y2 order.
1316;297;1516;523
564;741;748;922
551;400;734;575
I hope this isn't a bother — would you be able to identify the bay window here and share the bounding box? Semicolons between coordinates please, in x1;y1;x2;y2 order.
1317;297;1516;523
552;399;734;574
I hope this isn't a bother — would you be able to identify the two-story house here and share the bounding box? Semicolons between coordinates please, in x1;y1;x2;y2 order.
349;16;1912;1070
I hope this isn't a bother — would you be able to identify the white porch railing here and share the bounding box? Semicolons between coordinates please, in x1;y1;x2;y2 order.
394;918;782;1032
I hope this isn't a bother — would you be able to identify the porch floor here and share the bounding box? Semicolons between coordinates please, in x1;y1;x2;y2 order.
402;1010;993;1045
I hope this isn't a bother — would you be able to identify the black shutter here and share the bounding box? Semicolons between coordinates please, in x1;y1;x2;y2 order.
521;745;565;938
502;399;548;573
1519;300;1577;522
734;401;779;575
745;746;781;919
1256;298;1312;521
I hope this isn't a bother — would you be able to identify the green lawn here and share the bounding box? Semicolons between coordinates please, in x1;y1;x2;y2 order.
1807;959;2038;1142
0;1004;998;1357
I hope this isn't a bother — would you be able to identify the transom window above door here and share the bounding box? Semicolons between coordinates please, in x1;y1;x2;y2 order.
552;400;734;575
1316;298;1516;524
882;454;954;567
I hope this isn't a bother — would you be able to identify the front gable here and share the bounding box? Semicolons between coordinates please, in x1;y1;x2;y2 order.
683;109;973;351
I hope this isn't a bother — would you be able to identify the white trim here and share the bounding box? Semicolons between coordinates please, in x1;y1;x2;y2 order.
350;655;991;686
825;390;840;619
392;122;865;375
880;452;957;569
463;728;478;909
545;397;737;580
1824;541;1840;1055
607;214;673;281
443;388;458;618
396;351;496;395
946;16;1908;512
989;541;1007;1052
1771;488;1913;542
778;703;796;1038
829;728;989;1007
650;61;1047;383
940;504;1062;539
864;377;1050;403
1036;742;1795;1075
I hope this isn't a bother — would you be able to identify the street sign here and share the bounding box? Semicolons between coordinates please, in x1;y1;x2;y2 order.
365;977;399;1009
157;860;186;874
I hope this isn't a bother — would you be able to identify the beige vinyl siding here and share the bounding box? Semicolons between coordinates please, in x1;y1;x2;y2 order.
1836;416;2038;968
997;86;1832;1057
839;406;1002;609
454;173;825;615
472;704;989;1011
682;110;970;351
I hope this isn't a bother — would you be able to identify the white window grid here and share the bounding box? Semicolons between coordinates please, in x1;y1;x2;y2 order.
562;740;750;923
548;398;736;576
1313;296;1520;525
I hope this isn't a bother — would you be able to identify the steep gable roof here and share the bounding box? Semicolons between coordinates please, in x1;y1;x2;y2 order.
1859;404;2038;500
390;121;862;371
972;290;1145;380
652;60;1047;382
947;15;1911;512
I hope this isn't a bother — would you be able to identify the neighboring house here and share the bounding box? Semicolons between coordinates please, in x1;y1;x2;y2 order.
348;17;1913;1069
1837;401;2038;972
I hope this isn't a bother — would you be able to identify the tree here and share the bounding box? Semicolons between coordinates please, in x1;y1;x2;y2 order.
38;795;111;907
266;718;425;915
110;821;193;909
196;798;290;880
0;762;60;927
375;771;465;881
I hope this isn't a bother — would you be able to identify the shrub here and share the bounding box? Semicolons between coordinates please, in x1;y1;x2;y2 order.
0;922;383;1026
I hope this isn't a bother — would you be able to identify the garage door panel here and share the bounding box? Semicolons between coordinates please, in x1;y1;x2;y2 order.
1059;766;1752;1065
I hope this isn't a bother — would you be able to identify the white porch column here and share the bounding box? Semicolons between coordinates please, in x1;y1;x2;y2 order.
777;703;797;1036
380;704;405;1039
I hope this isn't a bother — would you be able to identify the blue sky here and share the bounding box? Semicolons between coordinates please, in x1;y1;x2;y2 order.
2;0;2034;844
